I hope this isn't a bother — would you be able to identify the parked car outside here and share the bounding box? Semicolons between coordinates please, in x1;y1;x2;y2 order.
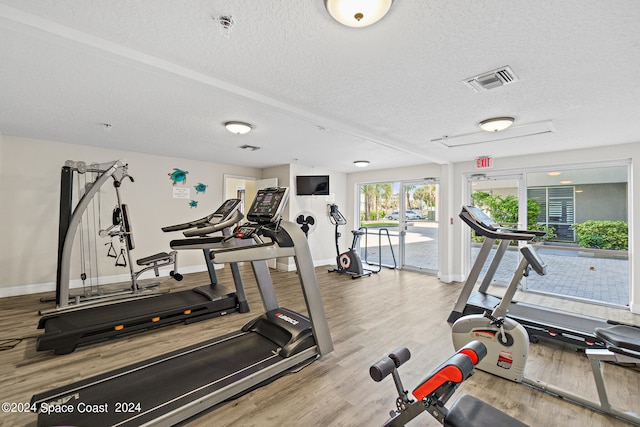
387;210;426;220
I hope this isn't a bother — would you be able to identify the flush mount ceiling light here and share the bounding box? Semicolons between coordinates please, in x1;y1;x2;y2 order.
324;0;393;28
224;121;253;135
479;117;514;132
353;160;370;167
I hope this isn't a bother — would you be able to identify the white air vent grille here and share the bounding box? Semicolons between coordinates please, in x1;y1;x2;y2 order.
464;66;518;92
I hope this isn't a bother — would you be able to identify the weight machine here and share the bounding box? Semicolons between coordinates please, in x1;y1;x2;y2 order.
46;160;179;313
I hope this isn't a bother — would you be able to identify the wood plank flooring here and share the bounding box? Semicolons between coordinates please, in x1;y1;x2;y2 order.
0;265;638;426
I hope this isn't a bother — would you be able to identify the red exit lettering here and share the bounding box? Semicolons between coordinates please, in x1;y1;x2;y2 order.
475;157;492;169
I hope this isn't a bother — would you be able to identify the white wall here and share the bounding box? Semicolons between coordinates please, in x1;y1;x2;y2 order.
289;164;346;268
0;135;261;296
261;164;347;270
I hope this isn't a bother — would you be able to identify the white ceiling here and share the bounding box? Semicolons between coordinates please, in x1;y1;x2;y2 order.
1;1;640;173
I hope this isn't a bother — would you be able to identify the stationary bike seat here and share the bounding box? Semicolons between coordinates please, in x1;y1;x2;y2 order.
446;395;529;427
596;325;640;353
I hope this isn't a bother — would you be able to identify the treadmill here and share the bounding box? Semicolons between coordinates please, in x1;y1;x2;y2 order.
447;205;637;349
35;199;252;354
31;187;334;427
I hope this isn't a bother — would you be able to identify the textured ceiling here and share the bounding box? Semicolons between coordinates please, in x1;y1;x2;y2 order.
1;1;640;172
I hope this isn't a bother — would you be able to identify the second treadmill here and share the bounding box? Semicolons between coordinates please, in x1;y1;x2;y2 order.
448;205;637;348
35;199;252;354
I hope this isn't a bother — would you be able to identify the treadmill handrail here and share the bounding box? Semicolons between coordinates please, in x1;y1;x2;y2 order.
183;210;244;237
161;213;219;233
161;199;242;233
460;206;540;241
211;241;295;263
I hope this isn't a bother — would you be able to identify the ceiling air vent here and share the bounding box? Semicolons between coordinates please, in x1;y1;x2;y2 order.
464;66;518;92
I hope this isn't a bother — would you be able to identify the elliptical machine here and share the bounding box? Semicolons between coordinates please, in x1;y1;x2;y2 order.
328;204;371;279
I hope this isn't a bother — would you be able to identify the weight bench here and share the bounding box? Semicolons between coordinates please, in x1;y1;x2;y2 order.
132;250;182;289
370;341;528;427
114;204;182;289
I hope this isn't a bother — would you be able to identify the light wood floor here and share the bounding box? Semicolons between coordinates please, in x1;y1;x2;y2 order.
0;265;638;426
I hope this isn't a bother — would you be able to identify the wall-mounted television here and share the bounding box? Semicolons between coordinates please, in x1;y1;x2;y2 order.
296;175;330;196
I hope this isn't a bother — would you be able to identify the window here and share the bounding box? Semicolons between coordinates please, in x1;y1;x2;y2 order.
528;186;575;241
525;165;629;306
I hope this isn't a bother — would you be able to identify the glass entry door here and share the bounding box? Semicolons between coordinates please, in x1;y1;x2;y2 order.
399;180;439;273
466;174;523;286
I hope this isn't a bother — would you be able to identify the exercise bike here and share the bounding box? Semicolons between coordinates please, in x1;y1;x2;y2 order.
327;204;371;279
452;243;640;425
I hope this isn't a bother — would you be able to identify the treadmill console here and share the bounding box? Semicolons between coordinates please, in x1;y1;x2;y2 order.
246;187;289;224
462;205;500;231
212;198;242;223
234;224;260;239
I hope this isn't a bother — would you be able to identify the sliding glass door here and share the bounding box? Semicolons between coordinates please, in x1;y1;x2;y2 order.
465;163;630;307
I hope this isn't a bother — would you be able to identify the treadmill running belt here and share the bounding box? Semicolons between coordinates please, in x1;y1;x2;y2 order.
33;333;280;427
41;290;223;329
507;301;609;334
36;288;237;353
466;292;610;343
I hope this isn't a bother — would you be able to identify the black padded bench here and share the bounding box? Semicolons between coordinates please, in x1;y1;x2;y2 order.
446;395;528;427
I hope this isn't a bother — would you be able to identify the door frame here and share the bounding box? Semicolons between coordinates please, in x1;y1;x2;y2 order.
463;172;525;281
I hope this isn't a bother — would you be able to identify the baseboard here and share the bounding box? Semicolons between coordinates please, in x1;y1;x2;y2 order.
0;264;210;298
314;258;335;268
438;273;465;283
276;260;296;272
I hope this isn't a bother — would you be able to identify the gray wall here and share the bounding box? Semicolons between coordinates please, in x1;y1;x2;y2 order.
575;183;627;223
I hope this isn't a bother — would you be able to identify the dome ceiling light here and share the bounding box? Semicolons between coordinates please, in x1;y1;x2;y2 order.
324;0;393;28
478;117;514;132
224;121;253;134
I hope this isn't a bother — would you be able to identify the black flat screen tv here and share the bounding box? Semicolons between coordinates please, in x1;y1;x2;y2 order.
296;175;330;196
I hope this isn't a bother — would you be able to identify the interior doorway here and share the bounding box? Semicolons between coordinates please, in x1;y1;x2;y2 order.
223;175;278;269
223;175;256;215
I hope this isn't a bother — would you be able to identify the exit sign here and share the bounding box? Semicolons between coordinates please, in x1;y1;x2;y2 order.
475;156;493;169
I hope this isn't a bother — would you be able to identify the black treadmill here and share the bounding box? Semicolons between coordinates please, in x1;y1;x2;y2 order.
448;205;637;348
35;199;251;354
31;187;334;427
